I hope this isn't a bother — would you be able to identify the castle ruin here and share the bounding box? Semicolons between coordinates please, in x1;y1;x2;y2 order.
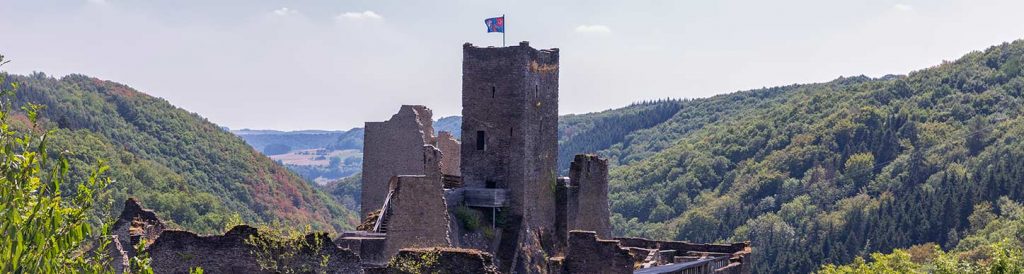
110;41;751;274
342;41;753;273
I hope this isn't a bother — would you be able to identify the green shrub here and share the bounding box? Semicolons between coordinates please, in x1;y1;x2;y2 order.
453;206;481;232
0;54;116;273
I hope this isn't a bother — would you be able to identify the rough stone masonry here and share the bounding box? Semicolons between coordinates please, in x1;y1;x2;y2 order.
460;41;561;269
568;154;612;239
380;175;453;258
361;105;462;219
361;105;435;218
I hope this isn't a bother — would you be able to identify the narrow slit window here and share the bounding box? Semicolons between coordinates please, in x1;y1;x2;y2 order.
491;86;496;98
476;130;486;150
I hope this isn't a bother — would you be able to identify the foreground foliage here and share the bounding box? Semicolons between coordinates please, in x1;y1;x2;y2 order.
246;225;333;274
0;54;113;273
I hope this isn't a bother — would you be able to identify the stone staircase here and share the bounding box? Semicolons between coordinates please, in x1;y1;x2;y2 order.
373;189;396;233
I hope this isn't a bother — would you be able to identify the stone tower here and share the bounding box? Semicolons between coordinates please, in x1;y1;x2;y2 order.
460;41;560;267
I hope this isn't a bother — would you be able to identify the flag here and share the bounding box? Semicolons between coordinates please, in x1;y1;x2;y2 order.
485;16;504;33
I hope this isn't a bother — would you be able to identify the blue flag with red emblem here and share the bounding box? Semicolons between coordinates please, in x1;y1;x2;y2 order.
485;16;504;33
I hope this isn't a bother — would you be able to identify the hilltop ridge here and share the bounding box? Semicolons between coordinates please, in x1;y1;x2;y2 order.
2;72;358;233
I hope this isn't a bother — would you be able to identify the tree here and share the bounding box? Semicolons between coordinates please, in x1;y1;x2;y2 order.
0;54;115;272
844;152;875;190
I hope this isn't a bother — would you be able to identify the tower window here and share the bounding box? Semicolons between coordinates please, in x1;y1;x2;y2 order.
491;86;496;98
476;130;486;150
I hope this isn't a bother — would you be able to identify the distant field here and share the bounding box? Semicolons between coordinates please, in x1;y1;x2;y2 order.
270;149;362;166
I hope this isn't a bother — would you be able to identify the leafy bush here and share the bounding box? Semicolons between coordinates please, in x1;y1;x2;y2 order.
453;206;482;232
246;225;332;274
0;54;114;273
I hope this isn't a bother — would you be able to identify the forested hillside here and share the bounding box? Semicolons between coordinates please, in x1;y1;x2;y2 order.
818;196;1024;273
2;73;358;233
596;40;1024;272
434;116;462;138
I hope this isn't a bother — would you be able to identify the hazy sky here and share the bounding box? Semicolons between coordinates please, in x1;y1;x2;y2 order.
2;0;1024;130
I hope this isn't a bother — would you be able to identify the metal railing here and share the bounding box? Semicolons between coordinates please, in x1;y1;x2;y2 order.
372;189;396;233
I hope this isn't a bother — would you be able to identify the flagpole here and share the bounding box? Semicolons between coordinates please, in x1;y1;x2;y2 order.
502;14;506;47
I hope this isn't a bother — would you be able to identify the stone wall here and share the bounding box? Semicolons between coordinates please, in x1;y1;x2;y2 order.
335;232;387;266
437;131;461;176
568;154;612;239
614;237;751;256
422;145;442;182
110;198;166;273
148;226;362;274
615;237;752;273
554;177;571;251
362;105;435;218
383;175;452;258
370;247;500;274
563;231;632;274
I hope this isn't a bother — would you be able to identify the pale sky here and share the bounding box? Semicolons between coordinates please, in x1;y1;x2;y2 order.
2;0;1023;130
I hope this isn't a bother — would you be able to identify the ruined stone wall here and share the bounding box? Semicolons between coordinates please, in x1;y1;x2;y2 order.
110;198;165;273
383;175;452;258
554;177;571;251
361;105;435;218
437;131;461;176
422;145;442;182
374;247;500;274
335;232;387;266
461;41;560;270
568;154;612;239
614;237;750;255
563;231;632;274
148;226;363;274
615;237;752;273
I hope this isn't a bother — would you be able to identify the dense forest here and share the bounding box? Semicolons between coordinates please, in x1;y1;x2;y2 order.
818;196;1024;273
1;73;358;233
563;40;1024;272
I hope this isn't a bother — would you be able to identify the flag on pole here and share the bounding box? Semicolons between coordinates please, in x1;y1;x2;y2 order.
484;16;504;33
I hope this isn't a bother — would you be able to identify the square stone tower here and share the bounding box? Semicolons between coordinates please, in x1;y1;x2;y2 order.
460;41;560;253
